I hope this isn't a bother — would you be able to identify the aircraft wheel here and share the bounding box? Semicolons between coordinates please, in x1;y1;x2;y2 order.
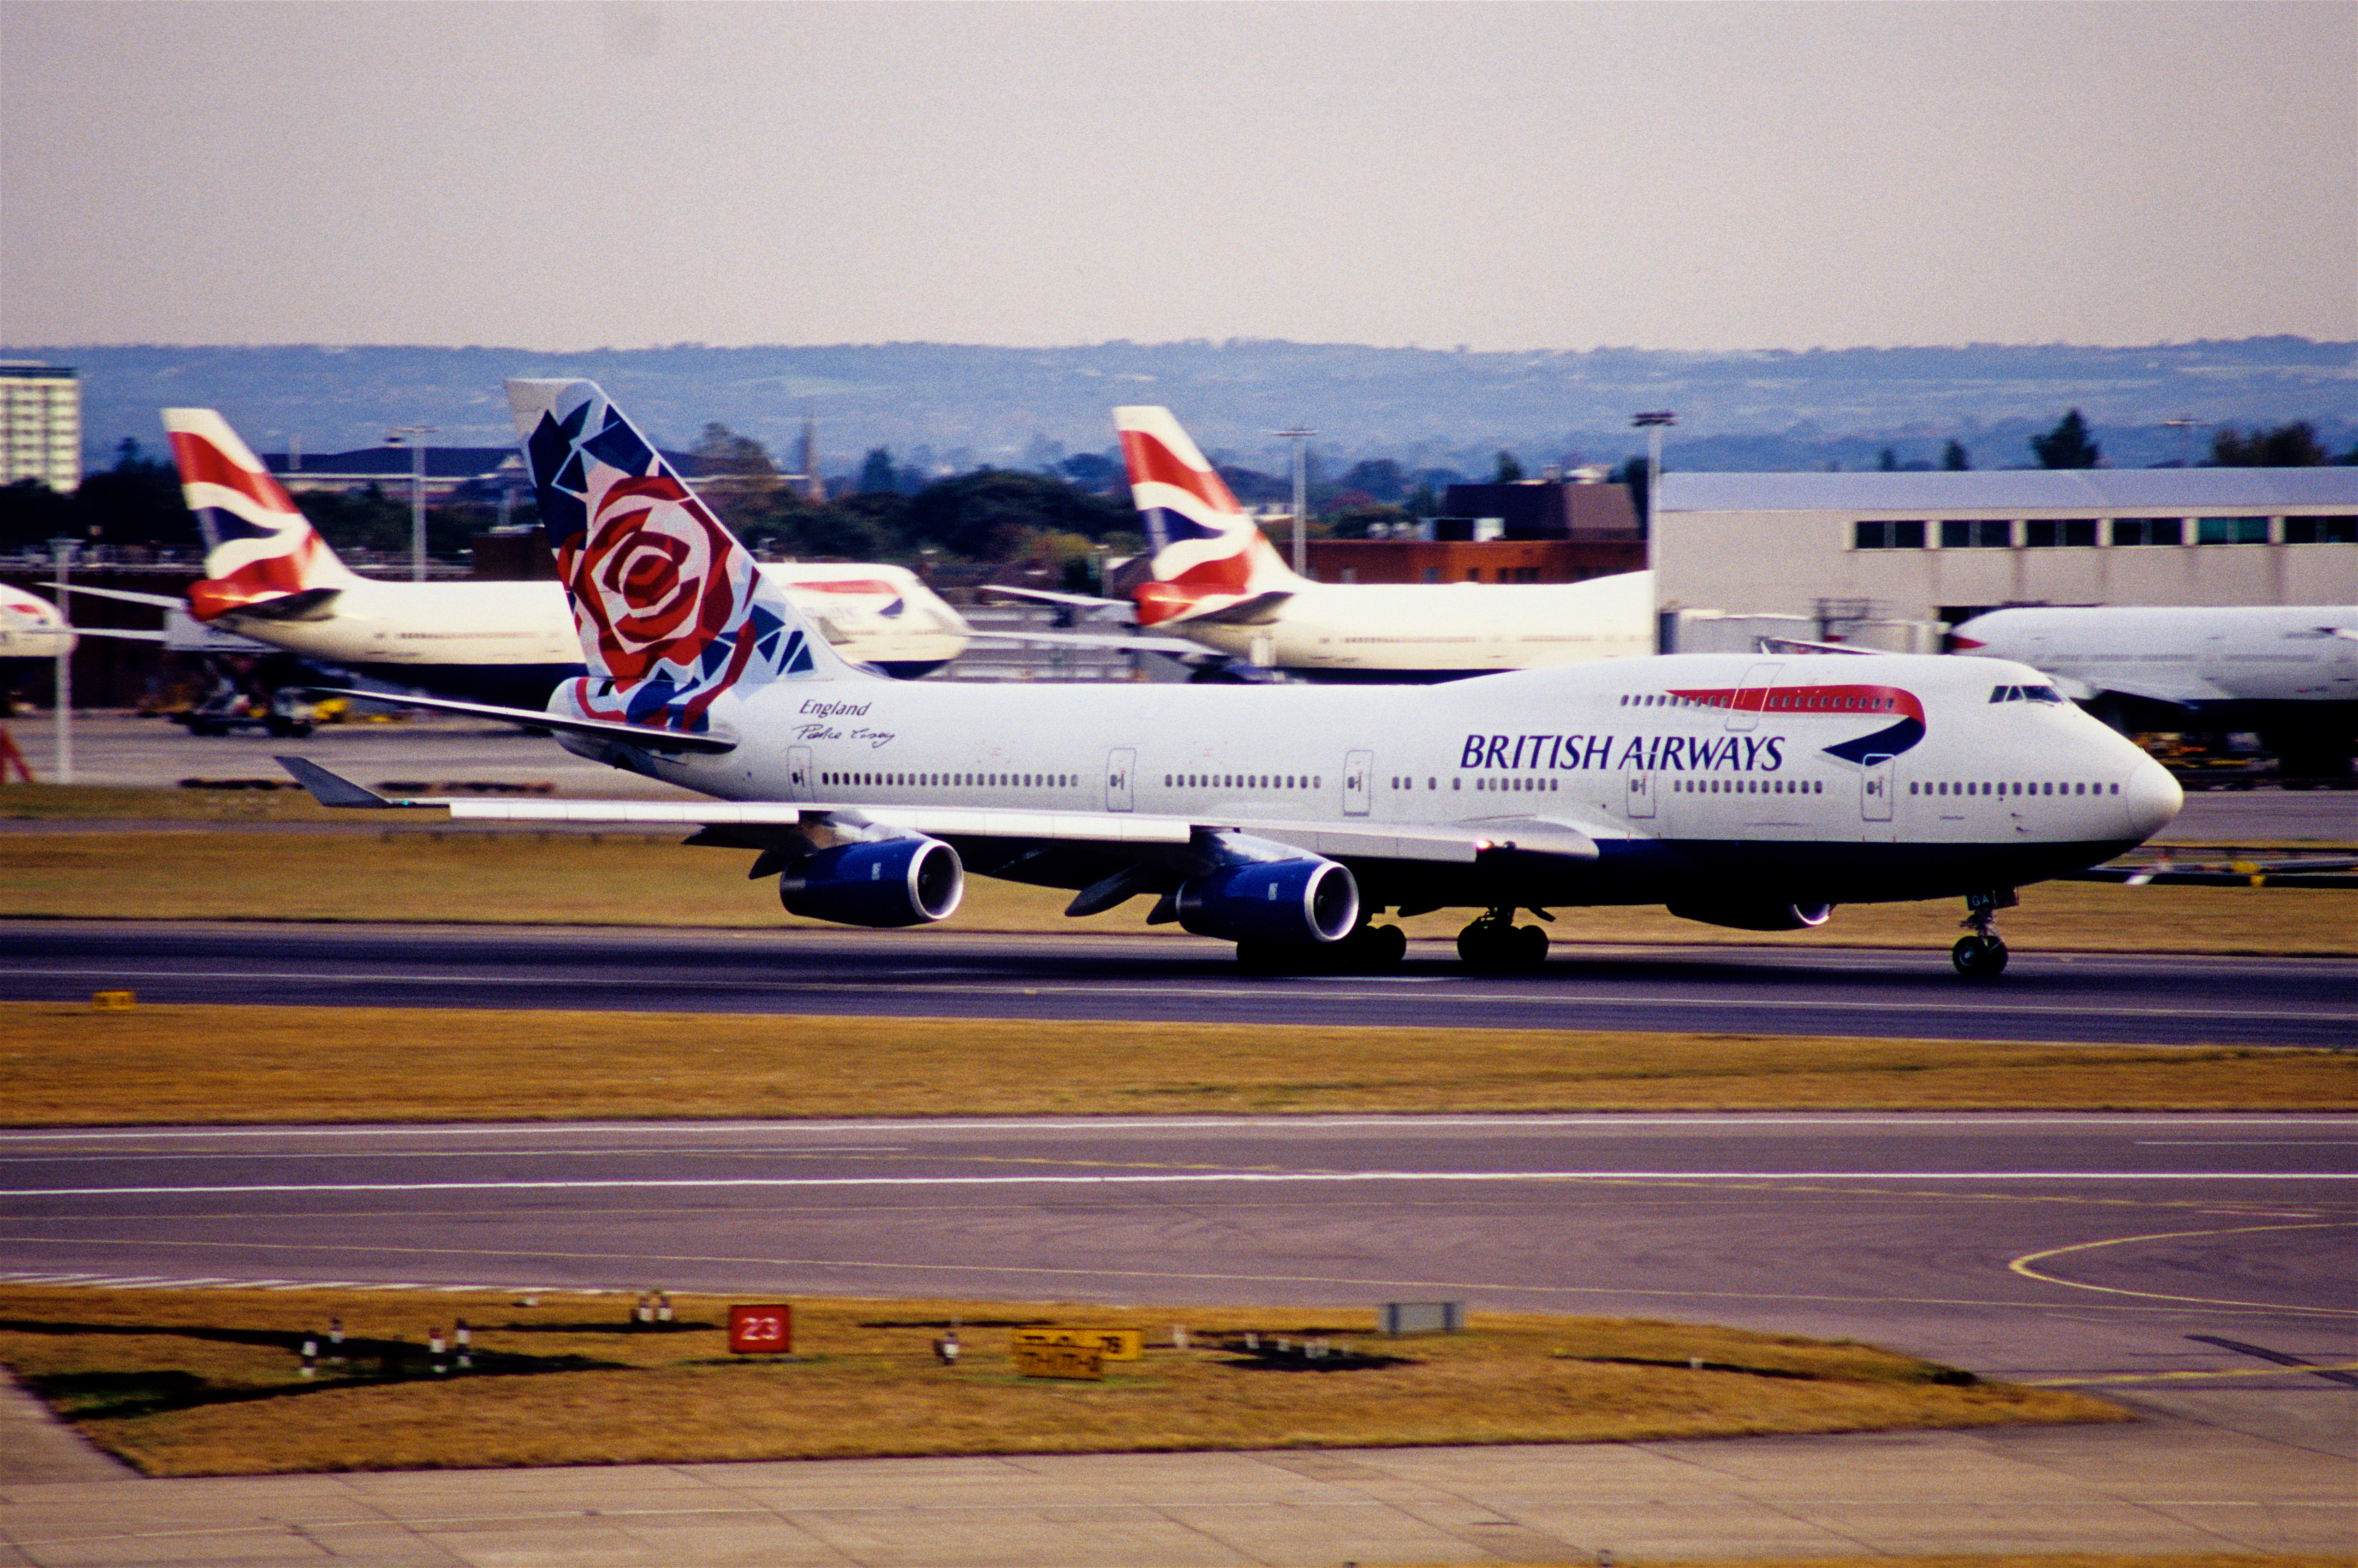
1235;940;1304;975
1951;935;2009;979
1458;917;1538;974
1511;923;1549;970
1342;923;1407;974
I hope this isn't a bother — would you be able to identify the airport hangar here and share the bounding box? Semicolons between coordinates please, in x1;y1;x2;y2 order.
1653;467;2358;650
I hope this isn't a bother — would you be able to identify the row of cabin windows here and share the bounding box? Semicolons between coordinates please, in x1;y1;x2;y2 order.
1912;780;2121;798
1677;778;1824;795
1855;516;2355;551
824;770;1074;789
1163;772;1322;790
1621;690;1899;713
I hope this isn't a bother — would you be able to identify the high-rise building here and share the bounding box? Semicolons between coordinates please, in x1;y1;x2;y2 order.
0;363;81;492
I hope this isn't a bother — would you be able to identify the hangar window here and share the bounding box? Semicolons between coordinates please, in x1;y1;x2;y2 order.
1939;519;2013;548
2285;516;2358;544
2112;517;2184;546
2024;519;2098;548
1853;520;1925;550
2197;516;2270;545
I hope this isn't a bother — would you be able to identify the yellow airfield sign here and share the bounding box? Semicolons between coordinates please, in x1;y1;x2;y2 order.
1013;1327;1143;1360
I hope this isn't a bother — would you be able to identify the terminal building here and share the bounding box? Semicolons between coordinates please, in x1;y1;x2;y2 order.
1655;469;2358;650
1;362;81;492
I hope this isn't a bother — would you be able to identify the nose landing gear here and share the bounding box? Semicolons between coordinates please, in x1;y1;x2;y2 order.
1457;908;1550;973
1952;888;2018;978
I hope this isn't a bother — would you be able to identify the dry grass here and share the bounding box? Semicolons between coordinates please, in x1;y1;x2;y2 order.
3;1002;2351;1125
0;1285;2124;1478
0;827;2354;953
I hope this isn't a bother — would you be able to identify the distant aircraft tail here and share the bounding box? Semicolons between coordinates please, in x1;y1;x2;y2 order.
162;409;360;621
1114;406;1300;626
506;379;860;735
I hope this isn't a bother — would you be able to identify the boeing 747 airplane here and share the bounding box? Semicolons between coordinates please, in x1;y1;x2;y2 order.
281;380;2182;979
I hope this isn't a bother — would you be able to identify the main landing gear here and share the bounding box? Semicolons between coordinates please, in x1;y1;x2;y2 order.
1952;888;2018;979
1457;907;1550;974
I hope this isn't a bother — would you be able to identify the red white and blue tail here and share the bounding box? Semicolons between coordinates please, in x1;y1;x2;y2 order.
1114;406;1298;626
162;409;359;621
506;379;857;736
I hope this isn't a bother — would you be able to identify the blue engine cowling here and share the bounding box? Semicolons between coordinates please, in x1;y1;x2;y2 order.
1174;857;1359;945
779;837;964;928
1665;900;1834;932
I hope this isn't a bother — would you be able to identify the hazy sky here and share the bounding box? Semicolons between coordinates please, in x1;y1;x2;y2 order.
4;1;2351;353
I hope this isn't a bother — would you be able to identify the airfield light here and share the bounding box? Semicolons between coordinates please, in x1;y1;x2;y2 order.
387;426;437;582
1275;427;1316;575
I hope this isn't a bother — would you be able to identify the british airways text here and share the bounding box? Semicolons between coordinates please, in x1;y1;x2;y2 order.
1459;733;1788;772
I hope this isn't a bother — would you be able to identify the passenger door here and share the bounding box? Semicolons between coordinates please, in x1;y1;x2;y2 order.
1625;769;1657;819
787;745;814;802
1343;749;1373;816
1105;747;1135;813
1860;760;1894;825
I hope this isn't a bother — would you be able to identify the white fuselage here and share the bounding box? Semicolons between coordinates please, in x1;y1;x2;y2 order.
581;651;2178;904
1173;570;1655;675
215;565;972;689
1953;604;2358;706
0;588;73;661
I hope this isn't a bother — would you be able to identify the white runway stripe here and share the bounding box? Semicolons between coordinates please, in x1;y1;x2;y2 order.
0;1269;585;1294
5;1168;2350;1199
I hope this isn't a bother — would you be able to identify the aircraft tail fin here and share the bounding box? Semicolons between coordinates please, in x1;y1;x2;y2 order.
1114;406;1298;626
505;379;860;735
161;409;360;621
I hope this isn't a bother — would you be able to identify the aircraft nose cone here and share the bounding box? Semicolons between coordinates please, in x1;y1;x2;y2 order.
2120;755;2183;842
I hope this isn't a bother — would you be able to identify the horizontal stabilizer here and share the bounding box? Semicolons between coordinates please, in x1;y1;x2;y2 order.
58;583;189;610
1167;590;1294;627
304;687;738;755
217;587;342;623
976;585;1127;611
273;756;410;809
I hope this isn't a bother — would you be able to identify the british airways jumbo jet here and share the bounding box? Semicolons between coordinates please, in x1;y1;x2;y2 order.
281;380;2182;980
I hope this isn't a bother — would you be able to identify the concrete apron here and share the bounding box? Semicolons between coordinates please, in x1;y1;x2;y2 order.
0;1379;2350;1568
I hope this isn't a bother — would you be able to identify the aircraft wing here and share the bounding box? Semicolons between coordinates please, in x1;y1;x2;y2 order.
273;757;1601;867
965;629;1211;656
302;687;738;755
976;585;1129;612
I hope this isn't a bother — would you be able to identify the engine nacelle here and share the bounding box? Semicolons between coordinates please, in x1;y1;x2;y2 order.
779;837;964;928
1666;900;1835;932
1174;857;1359;945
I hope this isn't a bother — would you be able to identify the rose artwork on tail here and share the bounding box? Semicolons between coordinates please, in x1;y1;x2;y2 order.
508;379;851;734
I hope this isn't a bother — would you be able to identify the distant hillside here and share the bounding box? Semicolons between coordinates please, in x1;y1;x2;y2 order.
9;337;2351;481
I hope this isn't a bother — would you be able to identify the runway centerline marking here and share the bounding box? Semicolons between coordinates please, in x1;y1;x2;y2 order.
2007;1222;2358;1317
9;1169;2353;1198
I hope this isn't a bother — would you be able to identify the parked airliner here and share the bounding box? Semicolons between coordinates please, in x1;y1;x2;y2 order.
993;407;1654;682
281;380;2181;979
79;409;975;707
1952;603;2358;778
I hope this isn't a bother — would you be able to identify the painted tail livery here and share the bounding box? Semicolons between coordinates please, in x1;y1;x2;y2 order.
1115;405;1298;627
506;379;856;734
163;409;360;621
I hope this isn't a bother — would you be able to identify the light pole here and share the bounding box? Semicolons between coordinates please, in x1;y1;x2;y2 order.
1274;427;1316;574
48;535;76;785
387;425;436;581
1632;411;1675;544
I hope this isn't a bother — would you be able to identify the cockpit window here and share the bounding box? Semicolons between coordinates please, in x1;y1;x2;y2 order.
1988;683;2066;705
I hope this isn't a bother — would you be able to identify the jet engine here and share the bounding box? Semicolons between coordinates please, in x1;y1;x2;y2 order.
1665;900;1834;932
1174;857;1359;945
779;837;964;928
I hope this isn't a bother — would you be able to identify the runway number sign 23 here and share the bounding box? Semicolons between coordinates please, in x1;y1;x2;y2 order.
727;1303;792;1354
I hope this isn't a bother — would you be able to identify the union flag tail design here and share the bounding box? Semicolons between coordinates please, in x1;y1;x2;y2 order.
506;379;851;734
162;409;359;621
1114;406;1298;626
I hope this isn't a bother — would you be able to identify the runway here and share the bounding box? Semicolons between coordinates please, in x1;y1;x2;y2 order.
1;1112;2351;1468
4;917;2352;1047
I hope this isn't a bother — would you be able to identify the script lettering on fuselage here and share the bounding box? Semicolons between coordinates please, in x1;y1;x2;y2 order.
799;700;874;718
1456;733;1788;772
